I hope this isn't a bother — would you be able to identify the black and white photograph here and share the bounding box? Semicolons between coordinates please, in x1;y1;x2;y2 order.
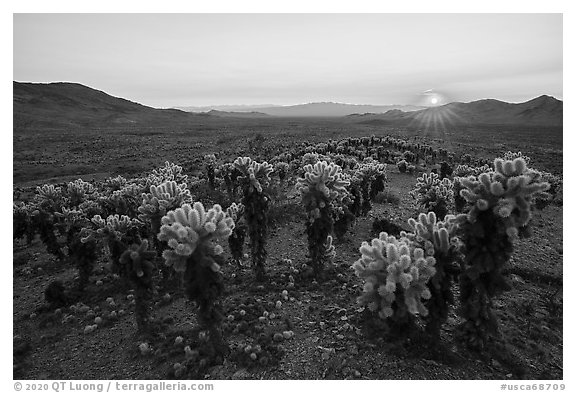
11;8;566;386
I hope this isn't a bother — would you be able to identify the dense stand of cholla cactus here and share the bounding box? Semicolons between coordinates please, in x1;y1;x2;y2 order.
297;161;349;277
233;157;273;281
12;135;563;370
454;157;550;348
158;202;235;351
411;172;454;220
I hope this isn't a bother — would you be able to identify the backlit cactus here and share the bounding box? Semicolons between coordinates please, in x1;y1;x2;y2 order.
297;161;350;277
233;157;273;281
452;164;491;213
66;179;97;207
158;202;235;353
502;151;530;166
411;172;454;220
404;212;462;337
458;157;550;238
147;161;188;188
353;232;436;333
158;202;234;273
233;156;273;194
138;180;191;260
138;181;191;222
454;157;550;348
34;184;64;213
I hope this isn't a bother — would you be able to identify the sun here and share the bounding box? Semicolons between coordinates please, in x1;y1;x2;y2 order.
430;97;438;105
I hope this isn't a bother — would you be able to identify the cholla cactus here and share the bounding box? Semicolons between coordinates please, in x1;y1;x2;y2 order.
274;161;290;185
147;161;188;188
350;160;387;216
13;202;35;243
104;175;127;191
158;202;234;273
220;162;242;200
297;161;350;277
138;181;191;220
138;180;192;250
226;203;247;265
411;172;454;220
531;169;562;209
34;184;64;212
233;156;273;194
119;240;157;331
100;182;145;218
204;154;217;189
80;214;144;277
353;232;436;332
297;161;349;207
397;160;408;174
453;164;492;212
404;212;462;337
66;179;97;207
54;207;99;290
502;151;530;165
29;185;66;259
233;157;273;281
158;202;235;352
454;157;550;348
458;158;549;239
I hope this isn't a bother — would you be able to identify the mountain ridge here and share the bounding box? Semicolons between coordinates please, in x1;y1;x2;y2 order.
13;81;562;128
348;94;562;127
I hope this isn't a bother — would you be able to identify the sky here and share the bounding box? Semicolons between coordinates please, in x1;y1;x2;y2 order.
13;13;562;108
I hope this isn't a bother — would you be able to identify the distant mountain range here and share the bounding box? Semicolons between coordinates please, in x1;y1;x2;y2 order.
13;81;563;129
175;102;428;117
175;104;282;112
13;81;200;128
349;95;563;127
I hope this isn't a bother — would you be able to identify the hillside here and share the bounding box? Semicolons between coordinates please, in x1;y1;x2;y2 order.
13;82;201;129
349;95;563;127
